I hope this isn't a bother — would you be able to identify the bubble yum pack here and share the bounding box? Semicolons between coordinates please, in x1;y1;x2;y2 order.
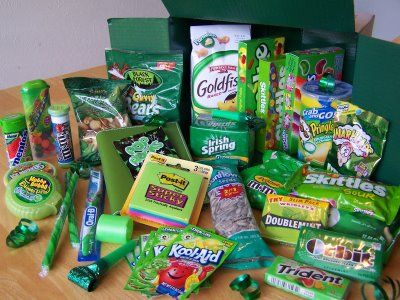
105;49;183;124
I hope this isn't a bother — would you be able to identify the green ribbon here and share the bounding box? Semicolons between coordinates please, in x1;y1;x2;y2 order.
6;219;39;248
319;73;336;93
230;274;260;299
69;160;91;179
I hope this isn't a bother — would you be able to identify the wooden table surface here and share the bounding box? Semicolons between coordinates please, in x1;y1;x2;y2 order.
1;66;399;300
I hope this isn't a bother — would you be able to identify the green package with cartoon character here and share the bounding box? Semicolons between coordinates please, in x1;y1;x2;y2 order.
105;49;183;124
241;150;305;210
64;77;131;165
326;101;389;178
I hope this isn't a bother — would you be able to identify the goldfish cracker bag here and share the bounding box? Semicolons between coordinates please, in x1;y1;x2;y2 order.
190;24;251;119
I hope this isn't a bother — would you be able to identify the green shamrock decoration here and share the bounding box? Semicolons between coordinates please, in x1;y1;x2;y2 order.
126;136;164;166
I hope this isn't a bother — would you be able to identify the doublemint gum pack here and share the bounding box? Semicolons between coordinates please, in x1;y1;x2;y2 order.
204;159;275;269
125;225;236;299
241;150;304;209
294;227;384;282
190;115;254;166
261;195;329;245
326;101;389;178
237;37;285;115
265;256;350;300
105;49;183;124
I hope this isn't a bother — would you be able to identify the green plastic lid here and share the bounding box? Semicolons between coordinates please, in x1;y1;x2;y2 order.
48;104;70;117
20;79;49;94
0;113;27;133
3;161;57;185
96;214;134;244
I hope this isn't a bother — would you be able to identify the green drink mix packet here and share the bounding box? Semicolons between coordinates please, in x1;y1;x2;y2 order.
63;77;131;165
260;195;329;245
105;49;183;124
241;150;305;209
294;227;384;282
265;256;350;300
125;225;236;299
326;101;389;178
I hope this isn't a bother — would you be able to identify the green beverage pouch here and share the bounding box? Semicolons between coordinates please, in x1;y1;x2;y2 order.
203;159;275;269
105;49;183;124
265;256;351;300
326;102;389;178
63;77;131;165
241;150;305;209
125;225;236;299
294;227;384;282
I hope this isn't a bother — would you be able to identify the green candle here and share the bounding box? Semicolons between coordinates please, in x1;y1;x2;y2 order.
39;171;79;277
66;171;80;249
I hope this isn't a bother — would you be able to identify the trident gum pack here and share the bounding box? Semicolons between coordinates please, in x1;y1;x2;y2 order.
282;47;345;155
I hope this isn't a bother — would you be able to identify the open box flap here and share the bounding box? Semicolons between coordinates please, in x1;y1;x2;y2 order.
108;18;170;51
352;35;400;185
162;0;355;33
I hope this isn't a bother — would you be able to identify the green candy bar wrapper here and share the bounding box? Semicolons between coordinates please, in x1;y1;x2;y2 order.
125;225;236;299
265;256;350;300
105;49;183;124
326;102;389;178
294;227;384;282
241;150;305;209
63;77;131;165
260;195;329;245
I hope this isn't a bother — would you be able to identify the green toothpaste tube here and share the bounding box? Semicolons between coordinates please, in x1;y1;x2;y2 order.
78;170;105;262
294;227;384;282
265;256;350;300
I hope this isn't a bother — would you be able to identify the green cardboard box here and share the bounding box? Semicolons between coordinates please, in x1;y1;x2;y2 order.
255;55;286;152
107;0;400;188
237;37;285;115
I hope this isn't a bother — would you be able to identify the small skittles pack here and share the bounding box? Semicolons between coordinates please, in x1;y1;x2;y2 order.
282;47;344;155
125;225;236;299
237;37;285;115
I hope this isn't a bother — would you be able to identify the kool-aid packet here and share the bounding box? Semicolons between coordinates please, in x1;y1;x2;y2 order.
125;225;236;299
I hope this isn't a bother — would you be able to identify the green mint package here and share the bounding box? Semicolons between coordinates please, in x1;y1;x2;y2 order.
241;150;304;210
260;195;329;245
63;77;131;165
294;227;384;282
326;101;389;178
203;159;275;269
125;225;236;299
105;49;183;124
237;37;285;115
265;256;350;300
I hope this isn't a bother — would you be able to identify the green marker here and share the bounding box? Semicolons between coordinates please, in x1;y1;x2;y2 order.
78;170;105;261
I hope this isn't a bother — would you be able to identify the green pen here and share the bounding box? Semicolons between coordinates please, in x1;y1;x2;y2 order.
78;170;105;261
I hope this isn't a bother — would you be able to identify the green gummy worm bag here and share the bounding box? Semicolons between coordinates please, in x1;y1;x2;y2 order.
105;49;183;124
241;150;305;210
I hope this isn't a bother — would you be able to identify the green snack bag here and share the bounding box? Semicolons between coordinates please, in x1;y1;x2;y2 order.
125;225;236;299
63;77;131;165
294;227;384;282
260;195;329;245
203;159;275;269
241;150;304;209
326;101;389;178
237;37;285;115
265;256;351;300
105;49;183;124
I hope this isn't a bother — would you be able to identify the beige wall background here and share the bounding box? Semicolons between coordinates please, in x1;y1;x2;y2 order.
0;0;398;89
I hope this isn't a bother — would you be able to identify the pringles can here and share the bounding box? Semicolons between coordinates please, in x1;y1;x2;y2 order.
0;113;33;168
48;104;74;166
298;80;352;167
20;79;55;159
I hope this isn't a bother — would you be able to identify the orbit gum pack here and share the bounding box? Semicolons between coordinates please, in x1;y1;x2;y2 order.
125;225;236;299
282;47;345;155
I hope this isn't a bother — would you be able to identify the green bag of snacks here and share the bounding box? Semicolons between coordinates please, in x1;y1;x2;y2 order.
241;150;305;210
326;102;389;178
105;49;183;124
63;77;131;165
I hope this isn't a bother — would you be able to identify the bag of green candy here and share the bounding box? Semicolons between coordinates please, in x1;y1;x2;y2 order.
327;101;389;178
241;150;305;210
63;77;131;165
105;49;183;124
